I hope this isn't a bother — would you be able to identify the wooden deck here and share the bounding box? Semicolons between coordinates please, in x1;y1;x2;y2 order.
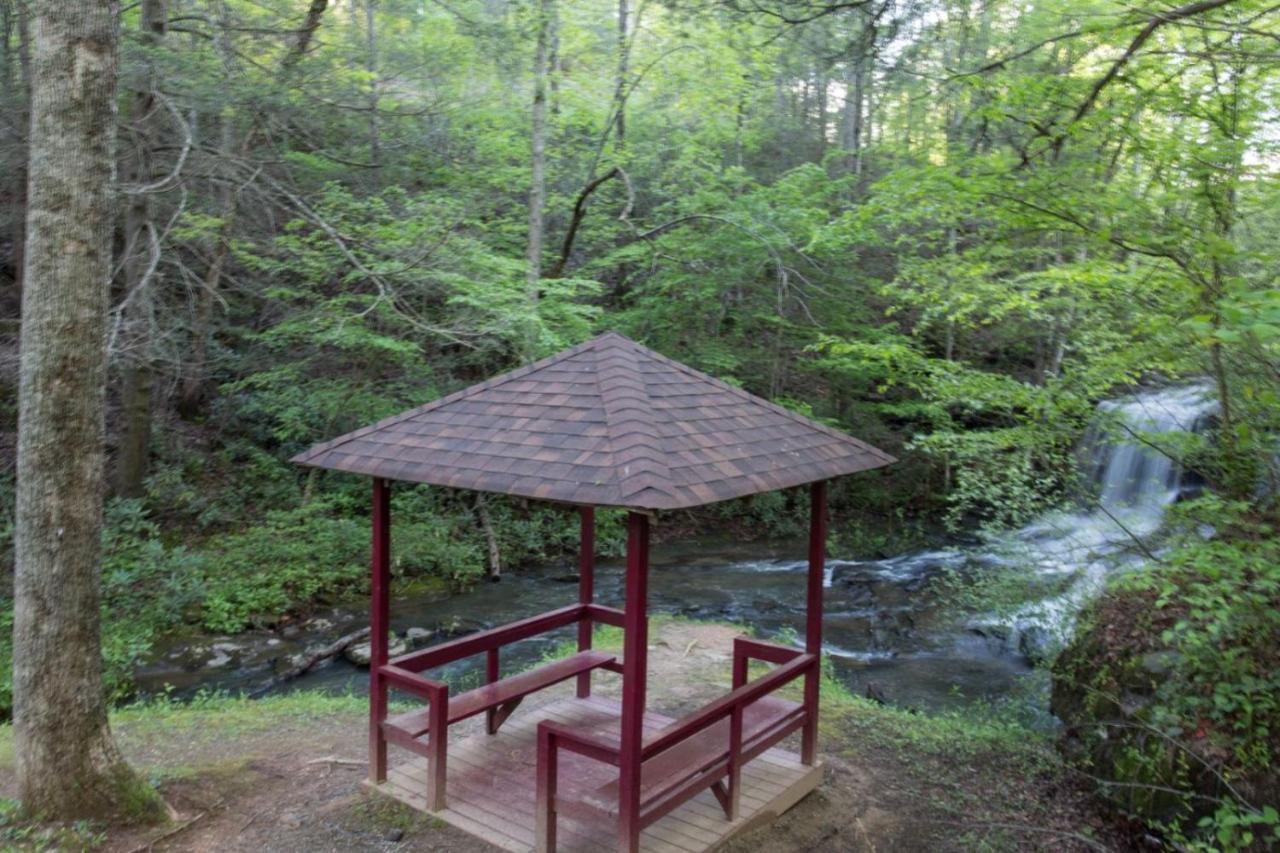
369;695;823;853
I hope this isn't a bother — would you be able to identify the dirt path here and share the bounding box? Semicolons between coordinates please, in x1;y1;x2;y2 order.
2;621;1117;852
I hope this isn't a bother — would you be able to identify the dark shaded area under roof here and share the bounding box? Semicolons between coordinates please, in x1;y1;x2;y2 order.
292;332;895;509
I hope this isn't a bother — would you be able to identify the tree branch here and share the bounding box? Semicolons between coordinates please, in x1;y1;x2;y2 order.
546;167;621;279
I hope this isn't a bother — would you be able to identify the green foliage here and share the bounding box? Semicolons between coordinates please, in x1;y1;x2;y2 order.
1052;498;1280;848
6;7;1280;847
1139;501;1280;772
0;798;105;851
194;504;370;633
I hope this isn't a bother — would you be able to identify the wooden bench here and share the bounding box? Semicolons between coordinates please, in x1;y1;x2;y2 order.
582;694;804;819
382;649;616;745
372;603;624;811
536;638;818;852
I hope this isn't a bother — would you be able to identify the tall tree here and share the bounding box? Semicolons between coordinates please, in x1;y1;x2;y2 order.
14;0;157;819
114;0;169;498
0;0;30;298
524;0;554;356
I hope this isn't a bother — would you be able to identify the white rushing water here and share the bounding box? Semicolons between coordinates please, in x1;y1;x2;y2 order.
138;384;1220;712
996;383;1216;654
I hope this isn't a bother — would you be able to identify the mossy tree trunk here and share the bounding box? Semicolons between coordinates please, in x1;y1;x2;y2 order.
14;0;158;821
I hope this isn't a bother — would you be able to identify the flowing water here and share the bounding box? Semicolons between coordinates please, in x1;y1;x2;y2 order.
136;385;1215;714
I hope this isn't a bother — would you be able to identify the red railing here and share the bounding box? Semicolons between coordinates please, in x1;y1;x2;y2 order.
373;601;619;812
536;636;817;847
388;603;585;673
643;639;810;761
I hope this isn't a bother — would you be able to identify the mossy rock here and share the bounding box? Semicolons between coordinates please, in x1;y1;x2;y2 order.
1050;584;1276;832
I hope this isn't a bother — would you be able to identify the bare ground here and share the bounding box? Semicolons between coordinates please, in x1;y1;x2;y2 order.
0;621;1120;852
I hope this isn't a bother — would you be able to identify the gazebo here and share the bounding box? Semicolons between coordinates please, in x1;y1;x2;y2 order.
293;332;893;853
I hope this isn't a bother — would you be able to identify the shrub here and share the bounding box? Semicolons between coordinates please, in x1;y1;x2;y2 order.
1051;497;1280;850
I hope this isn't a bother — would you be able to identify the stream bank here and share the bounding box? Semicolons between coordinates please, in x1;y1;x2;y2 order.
137;385;1214;723
4;620;1124;852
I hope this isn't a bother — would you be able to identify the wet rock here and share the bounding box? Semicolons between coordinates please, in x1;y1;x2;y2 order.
828;563;867;587
967;620;1011;651
188;641;243;669
303;616;335;633
405;626;436;645
832;580;876;608
344;635;409;666
280;624;302;640
825;614;873;641
1017;625;1054;666
435;615;487;638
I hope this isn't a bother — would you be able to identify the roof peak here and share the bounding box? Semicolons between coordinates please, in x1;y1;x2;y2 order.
293;332;894;509
595;336;675;504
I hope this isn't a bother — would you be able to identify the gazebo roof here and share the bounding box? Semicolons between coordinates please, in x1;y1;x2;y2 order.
292;331;894;509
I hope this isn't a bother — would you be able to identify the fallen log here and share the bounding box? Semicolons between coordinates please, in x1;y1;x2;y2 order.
249;626;370;698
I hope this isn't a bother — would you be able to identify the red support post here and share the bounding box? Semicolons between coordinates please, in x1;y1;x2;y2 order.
427;686;449;810
726;703;743;820
536;725;558;853
485;647;500;734
577;506;595;698
369;477;391;783
617;512;649;853
802;480;827;765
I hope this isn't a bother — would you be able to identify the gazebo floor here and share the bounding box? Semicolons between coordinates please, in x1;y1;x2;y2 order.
368;694;823;853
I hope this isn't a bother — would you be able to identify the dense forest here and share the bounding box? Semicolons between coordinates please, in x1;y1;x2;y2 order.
0;0;1278;848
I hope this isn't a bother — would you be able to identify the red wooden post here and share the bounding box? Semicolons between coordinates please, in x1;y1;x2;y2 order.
618;511;649;853
369;477;391;783
732;642;749;689
485;647;500;734
576;506;595;698
536;725;558;853
427;685;449;810
726;703;743;820
802;480;827;765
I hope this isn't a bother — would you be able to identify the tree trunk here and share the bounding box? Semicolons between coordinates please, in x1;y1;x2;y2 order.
840;54;864;175
282;0;328;72
179;0;237;415
525;0;552;356
815;63;827;157
114;0;167;499
613;0;627;147
364;0;379;167
14;0;158;821
548;0;560;116
2;0;30;296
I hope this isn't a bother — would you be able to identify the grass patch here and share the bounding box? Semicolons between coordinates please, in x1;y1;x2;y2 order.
0;798;106;852
347;795;435;834
0;691;394;776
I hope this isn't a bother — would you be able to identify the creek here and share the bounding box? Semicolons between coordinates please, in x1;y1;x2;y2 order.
135;385;1214;714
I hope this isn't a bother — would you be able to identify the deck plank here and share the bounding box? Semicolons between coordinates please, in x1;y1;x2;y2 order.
369;696;822;852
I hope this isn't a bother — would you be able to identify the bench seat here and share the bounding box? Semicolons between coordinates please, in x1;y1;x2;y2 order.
582;694;803;815
384;650;616;742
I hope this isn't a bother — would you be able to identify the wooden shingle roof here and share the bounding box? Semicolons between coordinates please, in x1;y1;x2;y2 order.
292;332;895;509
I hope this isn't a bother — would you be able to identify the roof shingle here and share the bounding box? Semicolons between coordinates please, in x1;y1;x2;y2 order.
291;332;894;509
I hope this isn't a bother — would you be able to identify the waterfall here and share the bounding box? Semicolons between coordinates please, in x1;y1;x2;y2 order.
998;383;1216;656
1089;383;1215;516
